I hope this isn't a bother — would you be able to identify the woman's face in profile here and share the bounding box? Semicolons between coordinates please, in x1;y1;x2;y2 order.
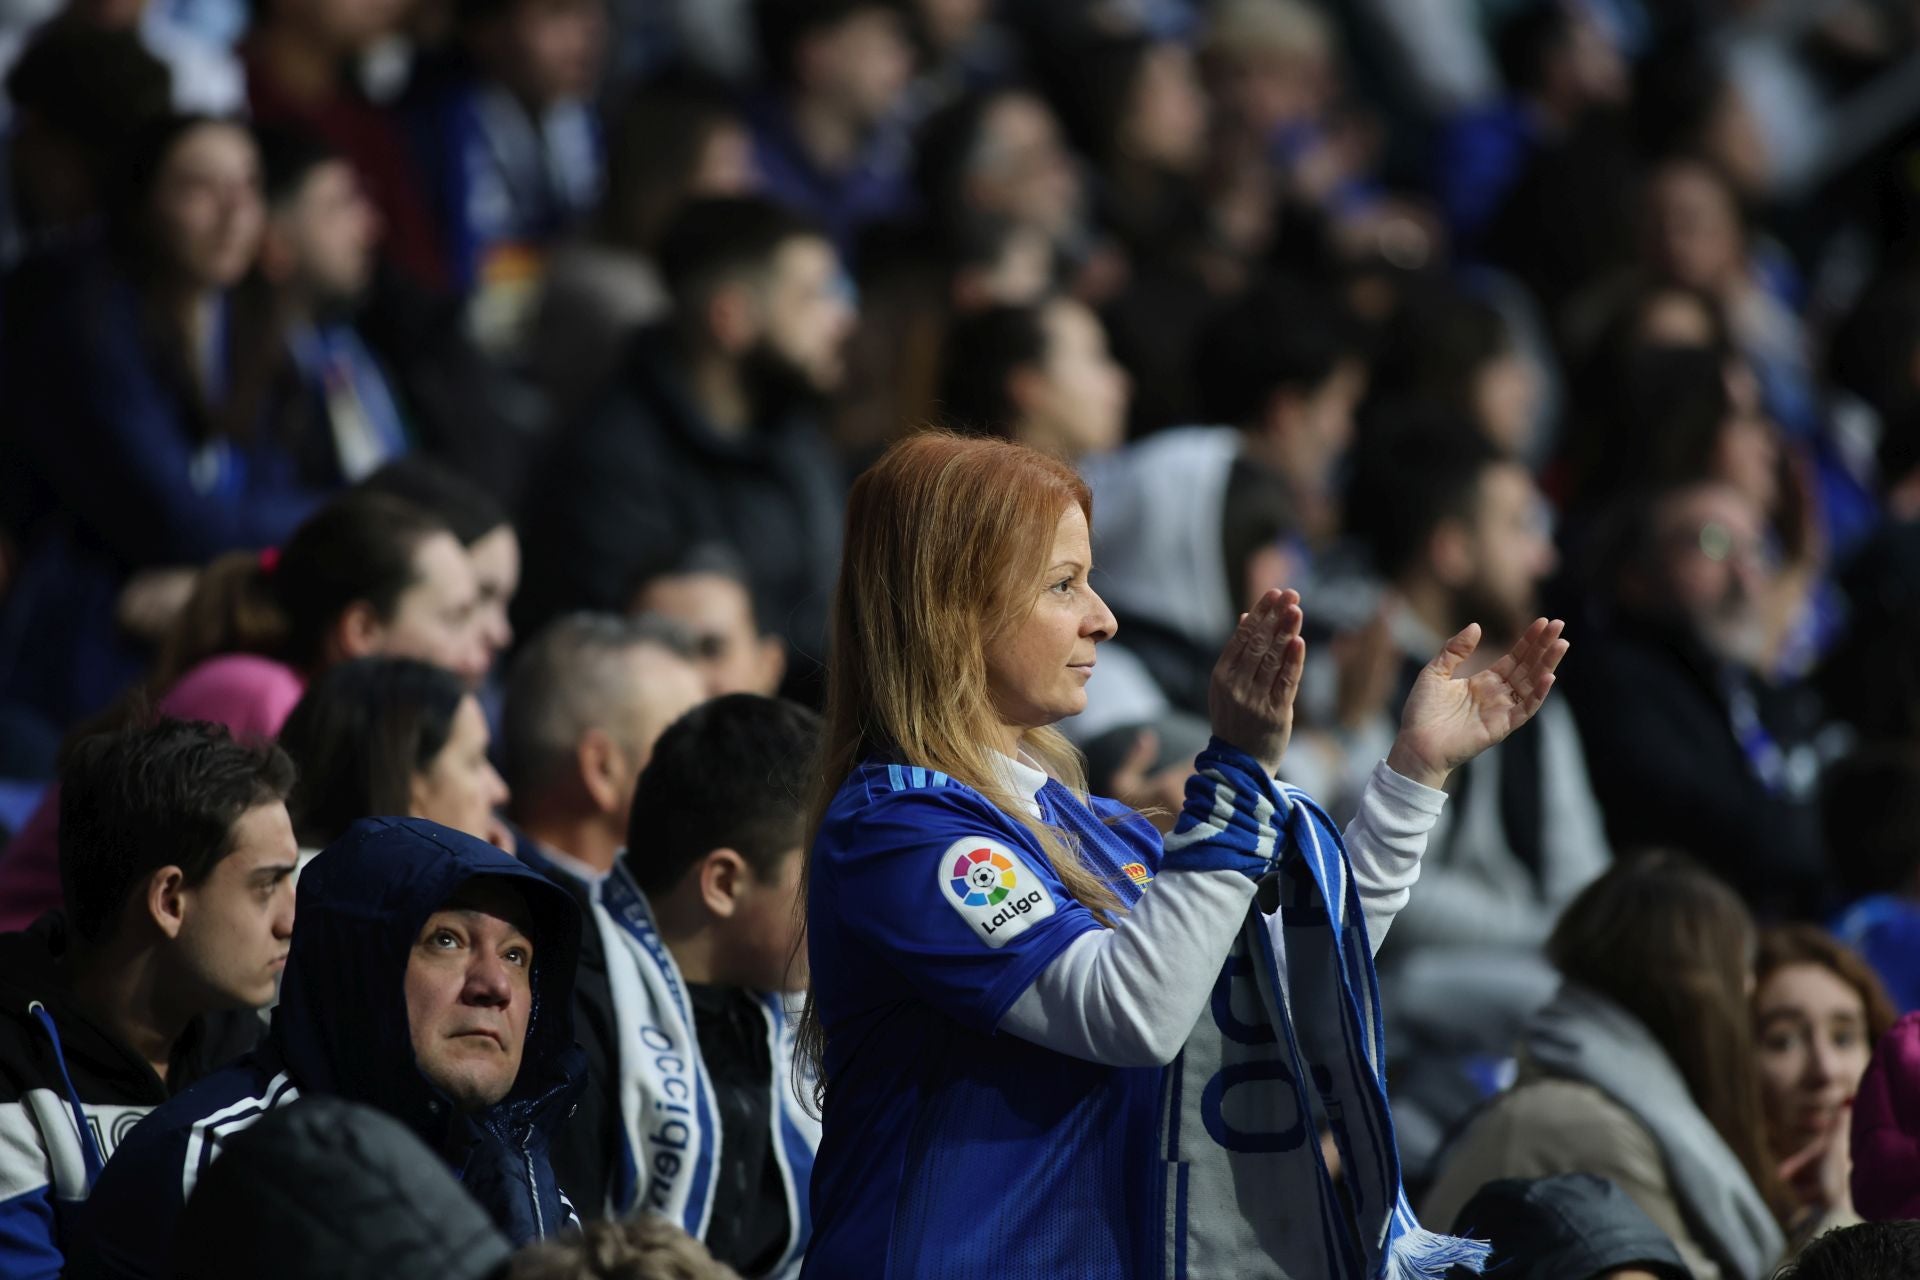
409;693;510;843
982;504;1116;738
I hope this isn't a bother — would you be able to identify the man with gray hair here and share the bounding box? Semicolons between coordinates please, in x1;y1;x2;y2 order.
503;612;709;886
501;611;707;1215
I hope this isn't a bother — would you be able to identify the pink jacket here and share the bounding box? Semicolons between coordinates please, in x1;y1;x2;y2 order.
1851;1010;1920;1221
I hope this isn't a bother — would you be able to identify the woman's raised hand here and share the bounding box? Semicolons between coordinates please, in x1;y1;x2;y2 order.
1208;589;1306;778
1385;617;1570;790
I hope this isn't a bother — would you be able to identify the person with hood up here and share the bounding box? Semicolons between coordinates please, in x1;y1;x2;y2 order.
76;816;587;1278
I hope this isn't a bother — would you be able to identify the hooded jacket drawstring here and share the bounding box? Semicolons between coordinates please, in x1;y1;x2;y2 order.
28;1001;107;1189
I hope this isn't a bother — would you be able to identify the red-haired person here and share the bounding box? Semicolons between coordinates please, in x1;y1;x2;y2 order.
798;432;1567;1276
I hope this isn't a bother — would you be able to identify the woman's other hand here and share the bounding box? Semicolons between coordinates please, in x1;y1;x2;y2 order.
1209;588;1306;777
1386;618;1569;790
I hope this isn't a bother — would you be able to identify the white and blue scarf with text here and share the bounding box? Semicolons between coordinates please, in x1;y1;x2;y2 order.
596;865;820;1278
1153;743;1490;1280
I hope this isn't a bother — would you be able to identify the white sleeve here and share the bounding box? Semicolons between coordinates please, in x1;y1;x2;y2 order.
999;760;1446;1066
997;865;1257;1067
1344;759;1449;954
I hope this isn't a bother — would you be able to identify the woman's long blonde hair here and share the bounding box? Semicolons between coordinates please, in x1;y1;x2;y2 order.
793;431;1127;1101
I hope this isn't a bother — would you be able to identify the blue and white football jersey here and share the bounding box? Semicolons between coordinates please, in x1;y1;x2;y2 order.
802;762;1165;1279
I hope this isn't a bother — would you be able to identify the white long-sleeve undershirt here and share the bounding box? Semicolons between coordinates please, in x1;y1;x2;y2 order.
996;760;1445;1067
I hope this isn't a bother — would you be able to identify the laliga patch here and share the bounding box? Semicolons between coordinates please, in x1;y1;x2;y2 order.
938;836;1055;948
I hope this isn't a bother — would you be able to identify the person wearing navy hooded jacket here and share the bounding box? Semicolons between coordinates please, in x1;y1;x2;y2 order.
74;816;587;1279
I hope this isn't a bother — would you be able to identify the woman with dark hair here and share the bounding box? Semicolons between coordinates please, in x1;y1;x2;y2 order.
0;114;338;737
1753;927;1897;1243
0;491;489;930
158;489;490;696
279;657;508;852
1423;852;1791;1280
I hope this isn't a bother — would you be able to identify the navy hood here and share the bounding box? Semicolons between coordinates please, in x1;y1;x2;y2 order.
270;817;584;1143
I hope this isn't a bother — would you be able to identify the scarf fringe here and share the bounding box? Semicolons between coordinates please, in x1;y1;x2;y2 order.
1384;1228;1492;1280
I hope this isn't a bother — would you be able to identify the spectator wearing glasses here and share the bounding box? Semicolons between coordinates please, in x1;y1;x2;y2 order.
1564;481;1831;916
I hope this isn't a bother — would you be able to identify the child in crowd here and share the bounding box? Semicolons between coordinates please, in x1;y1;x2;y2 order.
587;694;821;1277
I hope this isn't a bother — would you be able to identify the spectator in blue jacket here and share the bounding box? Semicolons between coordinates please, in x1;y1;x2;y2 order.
0;114;334;735
408;0;607;313
78;817;587;1277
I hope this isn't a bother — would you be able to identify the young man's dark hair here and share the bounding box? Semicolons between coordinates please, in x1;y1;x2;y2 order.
754;0;907;88
273;490;457;671
1493;1;1576;99
60;718;297;943
1820;747;1920;900
4;19;173;235
939;303;1049;438
1348;415;1508;584
1774;1221;1920;1280
655;195;826;310
360;456;511;548
625;694;821;896
591;693;822;1271
254;123;342;209
1193;277;1362;429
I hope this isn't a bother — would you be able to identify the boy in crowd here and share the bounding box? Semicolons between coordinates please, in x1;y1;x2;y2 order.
0;720;296;1279
587;695;820;1277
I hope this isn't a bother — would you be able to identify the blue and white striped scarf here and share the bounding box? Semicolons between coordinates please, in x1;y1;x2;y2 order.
1155;744;1490;1280
596;864;820;1278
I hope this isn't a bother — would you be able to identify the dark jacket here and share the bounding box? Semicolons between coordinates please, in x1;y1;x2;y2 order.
175;1096;514;1280
1561;616;1829;917
517;836;626;1220
75;818;587;1278
0;915;263;1280
515;329;844;692
1446;1173;1693;1280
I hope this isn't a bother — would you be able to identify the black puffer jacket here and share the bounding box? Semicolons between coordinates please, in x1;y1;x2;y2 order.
177;1096;513;1280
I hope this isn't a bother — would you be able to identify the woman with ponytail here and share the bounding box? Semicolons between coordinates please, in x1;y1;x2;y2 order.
0;490;489;929
797;432;1568;1277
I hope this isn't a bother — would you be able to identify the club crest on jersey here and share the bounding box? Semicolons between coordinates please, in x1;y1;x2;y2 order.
939;836;1054;948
